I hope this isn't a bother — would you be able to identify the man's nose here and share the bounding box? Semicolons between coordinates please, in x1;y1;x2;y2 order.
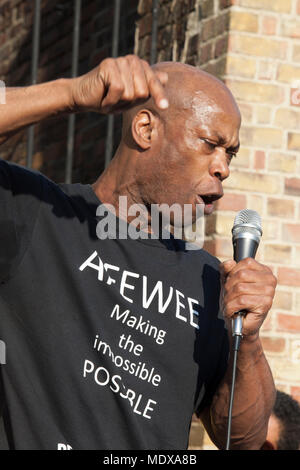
208;147;230;181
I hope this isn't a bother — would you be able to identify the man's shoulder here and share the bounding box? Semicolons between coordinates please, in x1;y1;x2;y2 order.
193;247;220;269
0;159;43;186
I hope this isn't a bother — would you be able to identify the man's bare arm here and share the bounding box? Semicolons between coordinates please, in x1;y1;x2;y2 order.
0;80;72;145
0;55;168;146
201;334;275;450
200;258;277;450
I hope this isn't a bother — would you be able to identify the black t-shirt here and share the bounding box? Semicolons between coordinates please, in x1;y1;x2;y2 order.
0;159;228;450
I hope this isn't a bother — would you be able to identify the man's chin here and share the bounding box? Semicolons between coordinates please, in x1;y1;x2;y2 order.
204;203;214;215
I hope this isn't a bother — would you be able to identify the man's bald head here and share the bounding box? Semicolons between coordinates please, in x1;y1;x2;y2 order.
122;61;241;139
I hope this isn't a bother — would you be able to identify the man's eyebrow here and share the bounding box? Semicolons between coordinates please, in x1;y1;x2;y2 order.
214;133;240;152
228;141;240;152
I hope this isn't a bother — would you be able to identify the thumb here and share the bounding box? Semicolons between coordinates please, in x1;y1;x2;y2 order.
219;259;236;281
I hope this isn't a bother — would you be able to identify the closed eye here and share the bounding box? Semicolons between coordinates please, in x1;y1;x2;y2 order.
200;137;239;161
227;150;237;158
200;138;217;152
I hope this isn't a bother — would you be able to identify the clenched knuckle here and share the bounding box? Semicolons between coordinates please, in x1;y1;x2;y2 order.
235;283;245;295
271;274;278;287
238;269;248;282
112;83;124;94
238;295;248;309
102;57;113;68
266;285;275;297
244;257;254;267
265;296;273;310
137;87;149;99
141;59;150;68
127;54;139;64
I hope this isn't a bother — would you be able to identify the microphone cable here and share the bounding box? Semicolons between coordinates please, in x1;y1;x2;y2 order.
225;209;262;450
225;333;242;450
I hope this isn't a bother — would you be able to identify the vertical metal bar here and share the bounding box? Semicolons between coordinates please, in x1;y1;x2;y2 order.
65;0;81;184
26;0;41;169
104;0;121;168
150;0;159;65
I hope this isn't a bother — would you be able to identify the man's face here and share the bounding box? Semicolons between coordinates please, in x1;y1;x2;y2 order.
139;90;241;224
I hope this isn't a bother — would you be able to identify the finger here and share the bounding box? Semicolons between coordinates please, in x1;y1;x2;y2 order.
116;57;135;101
222;284;275;311
100;60;125;110
225;269;276;292
142;61;169;110
155;70;168;86
219;260;236;278
129;57;153;101
227;258;269;278
224;281;275;300
223;294;274;318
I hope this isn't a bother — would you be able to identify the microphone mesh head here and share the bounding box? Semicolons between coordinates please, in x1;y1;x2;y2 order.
233;209;262;229
232;209;262;238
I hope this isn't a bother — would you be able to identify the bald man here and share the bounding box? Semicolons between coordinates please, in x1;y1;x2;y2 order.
0;55;276;450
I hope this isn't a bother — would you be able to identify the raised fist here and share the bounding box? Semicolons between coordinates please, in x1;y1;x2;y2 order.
70;54;169;114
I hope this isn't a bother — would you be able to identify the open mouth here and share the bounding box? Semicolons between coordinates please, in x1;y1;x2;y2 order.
197;194;222;215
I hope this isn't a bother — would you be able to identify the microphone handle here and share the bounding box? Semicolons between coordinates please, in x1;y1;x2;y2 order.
232;237;259;343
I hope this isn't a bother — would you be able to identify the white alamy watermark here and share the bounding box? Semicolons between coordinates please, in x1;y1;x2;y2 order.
0;340;6;364
95;196;205;250
291;80;300;106
0;80;6;104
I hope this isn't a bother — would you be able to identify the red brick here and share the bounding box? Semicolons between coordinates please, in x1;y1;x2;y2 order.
214;35;229;58
261;311;273;331
285;177;300;196
261;16;277;35
276;313;300;332
267;198;295;218
282;224;300;243
215;193;246;211
290;88;300;107
138;14;153;38
272;289;293;310
261;336;286;353
137;0;152;15
199;42;213;63
219;0;234;8
278;267;300;287
254;150;265;170
201;18;216;41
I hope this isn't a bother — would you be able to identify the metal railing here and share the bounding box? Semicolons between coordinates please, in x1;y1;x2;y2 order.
104;0;121;168
25;0;159;181
26;0;41;170
65;0;82;184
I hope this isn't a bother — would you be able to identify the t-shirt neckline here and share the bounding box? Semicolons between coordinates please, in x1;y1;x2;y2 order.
84;184;199;253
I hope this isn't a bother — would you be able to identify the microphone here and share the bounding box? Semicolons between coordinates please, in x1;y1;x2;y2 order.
225;209;263;450
231;209;262;348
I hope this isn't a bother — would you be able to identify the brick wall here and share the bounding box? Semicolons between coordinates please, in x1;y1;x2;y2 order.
0;0;139;182
222;0;300;425
214;0;300;415
135;0;300;450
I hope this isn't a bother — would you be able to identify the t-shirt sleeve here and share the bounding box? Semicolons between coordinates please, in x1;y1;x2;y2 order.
0;159;42;282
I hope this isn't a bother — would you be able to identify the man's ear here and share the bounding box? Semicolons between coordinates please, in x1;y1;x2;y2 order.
131;109;159;150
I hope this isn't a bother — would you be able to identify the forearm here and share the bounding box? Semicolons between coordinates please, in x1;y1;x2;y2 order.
0;78;73;145
209;334;276;450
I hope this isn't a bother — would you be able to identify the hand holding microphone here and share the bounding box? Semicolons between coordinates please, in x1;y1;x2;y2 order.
222;209;277;450
220;209;277;347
